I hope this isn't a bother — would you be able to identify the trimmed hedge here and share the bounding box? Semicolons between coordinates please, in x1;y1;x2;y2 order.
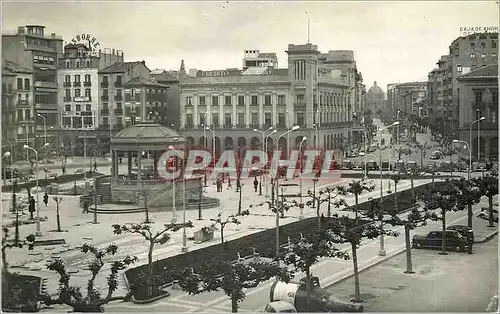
1;171;104;192
2;272;42;312
125;181;444;300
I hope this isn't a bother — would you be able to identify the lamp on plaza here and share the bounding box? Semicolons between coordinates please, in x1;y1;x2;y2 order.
205;126;216;172
168;144;178;223
470;116;485;176
298;136;307;219
23;143;49;236
37;114;48;180
3;151;11;185
254;126;274;196
264;129;277;197
377;121;399;256
453;140;472;180
274;125;300;265
181;156;188;253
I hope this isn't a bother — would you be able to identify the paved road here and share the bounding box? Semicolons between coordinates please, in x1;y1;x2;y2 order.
100;197;496;312
326;234;498;312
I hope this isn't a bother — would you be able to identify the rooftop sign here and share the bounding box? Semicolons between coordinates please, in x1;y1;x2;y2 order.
198;70;229;77
70;34;101;57
460;26;498;37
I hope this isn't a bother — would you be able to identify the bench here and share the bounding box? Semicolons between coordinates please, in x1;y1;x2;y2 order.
34;239;66;246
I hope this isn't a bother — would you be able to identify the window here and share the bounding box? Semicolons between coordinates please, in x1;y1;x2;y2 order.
278;113;286;126
85;89;91;97
25;94;29;102
102;76;108;83
86;104;92;111
238;113;245;125
116;76;122;84
199;95;206;106
74;75;81;82
84;74;91;82
65;75;70;83
212;114;219;126
65;89;71;98
264;113;272;126
470;53;476;58
17;78;23;90
199;113;205;126
86;60;91;67
212;95;219;106
470;42;476;49
480;42;486;49
480;53;486;58
65;61;70;68
493;90;498;104
186;114;193;126
225;95;231;106
76;60;80;67
224;113;232;126
296;112;305;126
63;117;71;127
278;95;285;105
493;40;497;49
75;89;81;97
264;95;272;106
296;94;305;104
474;90;482;103
457;65;462;72
186;96;192;106
251;113;258;125
24;79;30;90
75;104;81;111
103;89;108;96
65;105;71;112
251;95;258;105
238;95;245;106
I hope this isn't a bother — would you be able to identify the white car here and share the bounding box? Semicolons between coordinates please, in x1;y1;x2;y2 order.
477;208;499;223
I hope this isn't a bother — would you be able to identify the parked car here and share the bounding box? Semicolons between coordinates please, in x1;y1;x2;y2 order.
366;160;379;170
429;151;442;160
381;161;390;171
348;151;359;158
412;230;469;252
353;162;364;170
367;145;377;153
340;160;353;170
406;160;417;171
477;207;499;223
446;225;474;243
264;301;297;313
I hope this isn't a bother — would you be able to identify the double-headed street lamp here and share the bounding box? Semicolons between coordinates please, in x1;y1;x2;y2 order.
264;129;277;197
274;125;300;265
3;152;11;185
24;143;49;236
470;116;485;176
453;140;471;180
298;136;307;219
205;126;216;168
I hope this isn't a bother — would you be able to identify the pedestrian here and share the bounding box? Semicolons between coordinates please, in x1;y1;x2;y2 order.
62;165;66;175
83;199;89;214
227;176;232;190
216;179;221;192
43;192;49;207
236;178;241;192
28;196;35;219
253;177;258;192
94;161;98;171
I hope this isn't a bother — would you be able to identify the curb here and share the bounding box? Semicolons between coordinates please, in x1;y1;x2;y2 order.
474;230;498;244
322;246;407;289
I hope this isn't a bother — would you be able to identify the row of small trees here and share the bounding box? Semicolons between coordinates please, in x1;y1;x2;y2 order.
2;173;497;312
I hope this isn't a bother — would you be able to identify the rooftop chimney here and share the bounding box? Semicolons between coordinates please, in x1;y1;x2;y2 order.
112;49;115;55
51;33;56;38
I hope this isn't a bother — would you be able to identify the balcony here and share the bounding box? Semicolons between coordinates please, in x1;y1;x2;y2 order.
101;82;109;88
63;97;72;102
2;88;15;95
35;103;58;110
84;81;92;87
74;96;91;102
250;103;259;107
101;109;109;115
277;102;286;107
114;95;123;101
294;103;306;109
114;81;123;87
101;95;109;101
114;108;123;115
73;82;81;87
63;81;71;87
34;81;57;89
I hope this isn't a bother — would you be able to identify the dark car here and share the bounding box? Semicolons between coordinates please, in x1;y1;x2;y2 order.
446;225;474;243
412;230;468;252
381;161;390;171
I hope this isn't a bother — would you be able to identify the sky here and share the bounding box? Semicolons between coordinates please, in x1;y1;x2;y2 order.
2;1;499;92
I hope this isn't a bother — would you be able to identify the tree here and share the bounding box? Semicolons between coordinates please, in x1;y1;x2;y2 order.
209;211;249;245
1;227;35;273
41;244;137;312
174;259;293;313
325;210;399;303
404;167;422;204
336;180;375;219
306;187;344;228
473;172;499;227
390;173;403;211
421;179;466;255
112;222;193;297
52;196;63;232
455;178;482;229
282;229;349;311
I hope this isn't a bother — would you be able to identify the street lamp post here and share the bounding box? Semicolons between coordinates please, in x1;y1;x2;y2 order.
169;144;178;223
264;129;277;197
254;127;274;197
453;140;471;181
182;165;188;252
3;152;11;186
470;117;485;176
83;130;88;180
206;126;216;171
387;121;401;193
24;143;49;236
274;125;300;264
37;114;48;180
298;137;307;219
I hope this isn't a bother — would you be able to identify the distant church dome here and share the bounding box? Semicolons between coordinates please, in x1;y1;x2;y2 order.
367;81;385;100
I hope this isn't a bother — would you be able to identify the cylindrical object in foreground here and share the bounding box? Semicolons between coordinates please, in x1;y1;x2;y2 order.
270;280;363;312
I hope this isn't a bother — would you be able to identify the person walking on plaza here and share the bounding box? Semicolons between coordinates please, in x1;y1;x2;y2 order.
82;199;89;214
94;161;98;172
216;178;222;192
253;177;258;192
227;175;232;190
43;192;49;207
28;196;35;219
62;165;66;175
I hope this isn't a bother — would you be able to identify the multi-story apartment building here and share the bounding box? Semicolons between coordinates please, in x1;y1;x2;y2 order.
242;50;278;68
179;43;361;158
2;61;35;153
427;32;498;130
57;44;123;154
457;64;498;159
386;82;427;116
151;65;183;131
123;77;169;126
2;25;63;149
366;81;385;114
